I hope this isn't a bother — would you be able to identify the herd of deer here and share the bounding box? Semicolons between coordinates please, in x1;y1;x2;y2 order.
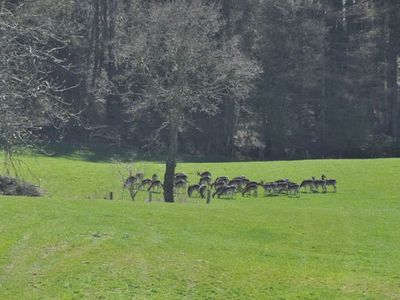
123;171;337;199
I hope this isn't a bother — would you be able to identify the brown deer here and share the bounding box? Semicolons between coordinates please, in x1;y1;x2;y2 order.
188;184;207;198
212;181;227;191
123;172;145;189
148;180;163;192
232;175;246;181
322;175;337;192
241;182;259;197
300;179;315;193
260;182;276;196
197;171;211;178
211;176;229;188
228;178;243;188
287;182;300;197
312;176;327;193
174;178;187;194
123;176;137;189
175;173;188;183
139;178;152;190
199;176;212;186
212;185;236;199
274;179;289;195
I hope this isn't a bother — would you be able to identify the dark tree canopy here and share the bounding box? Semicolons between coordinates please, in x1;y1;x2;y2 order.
1;0;399;172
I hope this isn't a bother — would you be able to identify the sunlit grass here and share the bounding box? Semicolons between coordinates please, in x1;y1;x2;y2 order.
0;156;399;299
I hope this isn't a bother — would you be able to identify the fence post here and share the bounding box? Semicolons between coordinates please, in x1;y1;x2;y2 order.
109;192;113;200
206;190;211;204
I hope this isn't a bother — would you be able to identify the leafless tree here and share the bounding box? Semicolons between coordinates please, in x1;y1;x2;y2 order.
115;0;260;202
0;5;75;176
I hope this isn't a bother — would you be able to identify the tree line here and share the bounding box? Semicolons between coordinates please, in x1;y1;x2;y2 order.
1;0;399;164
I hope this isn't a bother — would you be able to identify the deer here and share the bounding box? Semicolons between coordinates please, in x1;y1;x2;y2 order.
123;176;137;189
287;182;300;197
188;184;207;198
212;185;236;199
148;180;163;192
197;171;211;178
322;175;337;192
232;175;246;181
260;182;276;196
228;178;243;188
211;176;229;188
300;179;315;193
312;176;327;193
241;182;259;197
275;178;289;184
212;181;227;191
237;178;250;192
174;178;187;194
135;172;144;182
199;176;212;186
139;178;153;190
175;173;188;183
274;179;289;195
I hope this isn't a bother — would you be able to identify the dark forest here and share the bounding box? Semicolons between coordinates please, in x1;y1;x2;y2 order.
1;0;399;161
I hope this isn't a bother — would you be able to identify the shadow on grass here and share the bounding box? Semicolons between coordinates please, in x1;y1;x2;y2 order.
40;142;256;164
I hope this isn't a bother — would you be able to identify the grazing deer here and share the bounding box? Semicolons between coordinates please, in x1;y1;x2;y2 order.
275;178;289;184
212;185;236;199
174;178;187;194
175;173;188;182
212;181;227;191
188;184;200;197
188;184;207;198
322;175;337;192
136;172;144;182
212;176;229;188
237;178;250;191
260;182;276;196
312;176;327;193
148;180;163;192
241;182;259;197
228;178;243;188
199;185;207;198
287;182;300;197
124;171;146;188
300;179;315;193
198;171;211;178
123;176;137;189
199;176;212;186
139;178;153;190
232;175;246;181
240;178;250;185
274;179;289;195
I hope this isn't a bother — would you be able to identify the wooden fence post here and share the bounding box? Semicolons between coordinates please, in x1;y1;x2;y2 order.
206;190;211;204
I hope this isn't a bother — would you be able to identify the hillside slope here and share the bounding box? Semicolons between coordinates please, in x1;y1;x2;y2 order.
0;157;399;299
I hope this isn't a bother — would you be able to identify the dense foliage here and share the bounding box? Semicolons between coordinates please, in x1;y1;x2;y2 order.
1;0;399;160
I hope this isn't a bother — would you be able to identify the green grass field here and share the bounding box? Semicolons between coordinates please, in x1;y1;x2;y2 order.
0;156;399;299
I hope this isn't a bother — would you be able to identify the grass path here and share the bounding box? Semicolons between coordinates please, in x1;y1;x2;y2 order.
0;157;399;299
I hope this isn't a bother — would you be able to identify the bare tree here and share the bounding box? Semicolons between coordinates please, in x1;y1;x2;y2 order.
116;0;260;202
0;5;74;176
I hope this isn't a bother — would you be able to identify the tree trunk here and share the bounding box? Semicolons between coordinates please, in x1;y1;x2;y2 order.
386;0;400;141
91;0;101;87
163;117;178;203
220;0;237;158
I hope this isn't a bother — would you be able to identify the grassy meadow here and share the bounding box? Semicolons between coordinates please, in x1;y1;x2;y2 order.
0;156;399;299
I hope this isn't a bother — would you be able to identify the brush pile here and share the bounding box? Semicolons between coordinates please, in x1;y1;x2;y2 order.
0;176;43;197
